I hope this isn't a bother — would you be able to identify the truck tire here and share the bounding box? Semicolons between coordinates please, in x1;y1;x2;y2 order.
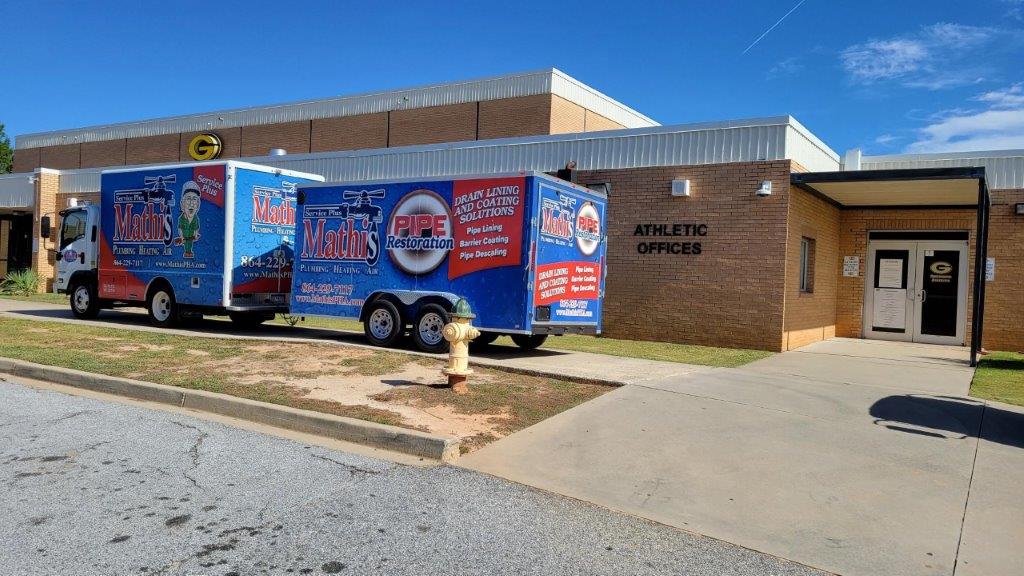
147;286;179;328
511;334;548;351
364;300;403;348
228;311;270;329
69;281;100;320
470;332;499;348
412;304;450;354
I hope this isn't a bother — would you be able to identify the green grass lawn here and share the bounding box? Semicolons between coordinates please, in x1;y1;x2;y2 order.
2;295;769;368
971;351;1024;407
0;293;68;305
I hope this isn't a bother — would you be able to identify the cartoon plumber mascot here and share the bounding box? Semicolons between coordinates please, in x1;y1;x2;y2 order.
175;181;202;258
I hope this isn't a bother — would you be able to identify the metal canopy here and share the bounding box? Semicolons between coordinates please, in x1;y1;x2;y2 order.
790;167;986;208
793;167;991;367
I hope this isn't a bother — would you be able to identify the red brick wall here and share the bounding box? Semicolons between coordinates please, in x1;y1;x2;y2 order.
81;139;127;168
39;144;80;170
126;134;181;165
980;188;1024;352
311;113;388;152
783;188;840;349
478;95;552;139
578;161;793;351
389;103;477;146
241;121;310;157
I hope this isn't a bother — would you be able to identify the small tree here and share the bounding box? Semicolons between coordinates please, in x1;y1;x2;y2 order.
0;123;12;174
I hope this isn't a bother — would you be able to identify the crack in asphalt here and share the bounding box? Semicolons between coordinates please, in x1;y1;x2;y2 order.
170;420;207;489
309;452;387;479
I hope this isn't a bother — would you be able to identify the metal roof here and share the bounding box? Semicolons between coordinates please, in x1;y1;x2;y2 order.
860;149;1024;190
16;69;659;149
51;116;839;194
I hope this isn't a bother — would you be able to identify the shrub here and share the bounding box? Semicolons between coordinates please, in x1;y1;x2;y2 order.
0;269;40;296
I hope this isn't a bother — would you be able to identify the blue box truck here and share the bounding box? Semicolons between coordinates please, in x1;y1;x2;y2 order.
51;161;323;327
290;172;608;352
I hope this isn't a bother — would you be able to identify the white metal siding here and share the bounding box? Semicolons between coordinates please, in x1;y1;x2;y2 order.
17;69;658;149
0;174;35;208
861;152;1024;190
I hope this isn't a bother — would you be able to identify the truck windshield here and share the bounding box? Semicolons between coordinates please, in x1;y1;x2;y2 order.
60;210;87;250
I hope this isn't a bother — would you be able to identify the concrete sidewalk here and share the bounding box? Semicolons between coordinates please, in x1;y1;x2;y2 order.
461;339;1024;576
0;298;706;385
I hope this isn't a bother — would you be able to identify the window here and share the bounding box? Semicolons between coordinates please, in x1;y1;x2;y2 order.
800;237;815;293
59;211;86;250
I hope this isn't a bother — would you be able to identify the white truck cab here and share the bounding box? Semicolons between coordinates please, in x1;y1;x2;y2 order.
52;203;101;318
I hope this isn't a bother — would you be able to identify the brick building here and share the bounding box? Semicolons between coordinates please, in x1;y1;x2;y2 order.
1;69;1021;359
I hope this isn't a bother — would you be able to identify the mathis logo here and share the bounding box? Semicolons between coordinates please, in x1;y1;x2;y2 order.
300;189;384;266
112;174;176;246
386;190;455;275
575;201;601;256
540;197;574;240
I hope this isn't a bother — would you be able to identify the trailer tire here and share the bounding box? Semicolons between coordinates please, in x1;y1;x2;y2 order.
511;334;548;351
470;331;499;349
146;286;179;328
69;281;100;320
364;300;403;348
412;304;450;354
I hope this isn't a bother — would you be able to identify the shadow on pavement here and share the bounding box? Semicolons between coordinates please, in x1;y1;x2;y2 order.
870;394;1024;449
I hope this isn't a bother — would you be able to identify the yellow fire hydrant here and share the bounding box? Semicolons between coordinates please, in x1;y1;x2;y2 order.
442;298;480;394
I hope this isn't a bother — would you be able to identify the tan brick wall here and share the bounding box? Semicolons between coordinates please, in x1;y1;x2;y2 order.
31;170;60;291
39;144;80;169
389;103;477;147
583;109;624;132
578;161;793;351
56;191;100;208
980;188;1024;351
126;134;181;166
311;113;388;152
13;148;40;173
783;188;840;350
478;95;552;140
241;121;311;157
550;95;586;134
0;220;9;276
836;208;977;341
81;139;127;168
179;128;242;160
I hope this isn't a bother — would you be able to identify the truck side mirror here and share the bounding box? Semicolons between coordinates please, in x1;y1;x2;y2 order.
40;216;51;239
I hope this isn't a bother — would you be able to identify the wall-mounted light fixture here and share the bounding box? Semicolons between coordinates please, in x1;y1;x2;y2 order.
671;179;691;197
1015;203;1024;216
756;180;773;197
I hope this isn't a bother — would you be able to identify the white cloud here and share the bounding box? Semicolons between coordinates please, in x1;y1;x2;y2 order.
905;84;1024;152
874;134;901;145
976;83;1024;108
841;23;1002;89
766;57;803;80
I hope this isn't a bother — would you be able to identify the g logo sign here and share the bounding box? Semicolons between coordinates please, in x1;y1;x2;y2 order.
187;133;223;161
930;261;953;275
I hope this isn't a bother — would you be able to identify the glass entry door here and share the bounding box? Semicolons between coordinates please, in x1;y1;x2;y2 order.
864;239;968;345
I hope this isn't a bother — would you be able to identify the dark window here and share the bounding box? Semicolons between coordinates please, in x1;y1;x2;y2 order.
800;237;815;293
59;211;86;250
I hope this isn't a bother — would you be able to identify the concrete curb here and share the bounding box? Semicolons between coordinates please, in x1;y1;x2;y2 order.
0;358;460;463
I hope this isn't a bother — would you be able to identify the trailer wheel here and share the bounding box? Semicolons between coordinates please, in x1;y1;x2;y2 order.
364;300;403;348
412;304;450;354
511;334;548;351
69;281;100;320
147;286;179;328
470;331;499;349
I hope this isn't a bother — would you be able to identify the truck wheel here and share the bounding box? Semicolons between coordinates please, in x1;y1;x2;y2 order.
147;287;179;328
69;281;100;320
511;334;548;351
412;304;450;354
228;311;270;329
364;300;403;348
470;332;499;349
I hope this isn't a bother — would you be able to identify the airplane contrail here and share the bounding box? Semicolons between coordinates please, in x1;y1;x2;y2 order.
742;0;808;54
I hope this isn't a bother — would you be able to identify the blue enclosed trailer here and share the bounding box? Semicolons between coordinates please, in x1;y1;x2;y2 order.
290;172;608;352
53;161;323;327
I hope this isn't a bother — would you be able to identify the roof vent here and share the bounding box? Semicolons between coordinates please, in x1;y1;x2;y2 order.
843;149;862;171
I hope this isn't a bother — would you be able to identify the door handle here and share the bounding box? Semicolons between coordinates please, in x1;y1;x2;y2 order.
79;252;85;264
920;289;927;302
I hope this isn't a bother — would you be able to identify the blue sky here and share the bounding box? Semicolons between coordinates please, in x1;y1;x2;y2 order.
2;0;1023;156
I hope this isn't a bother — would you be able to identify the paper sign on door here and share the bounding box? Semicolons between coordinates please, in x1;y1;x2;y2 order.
873;288;906;330
878;259;904;289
